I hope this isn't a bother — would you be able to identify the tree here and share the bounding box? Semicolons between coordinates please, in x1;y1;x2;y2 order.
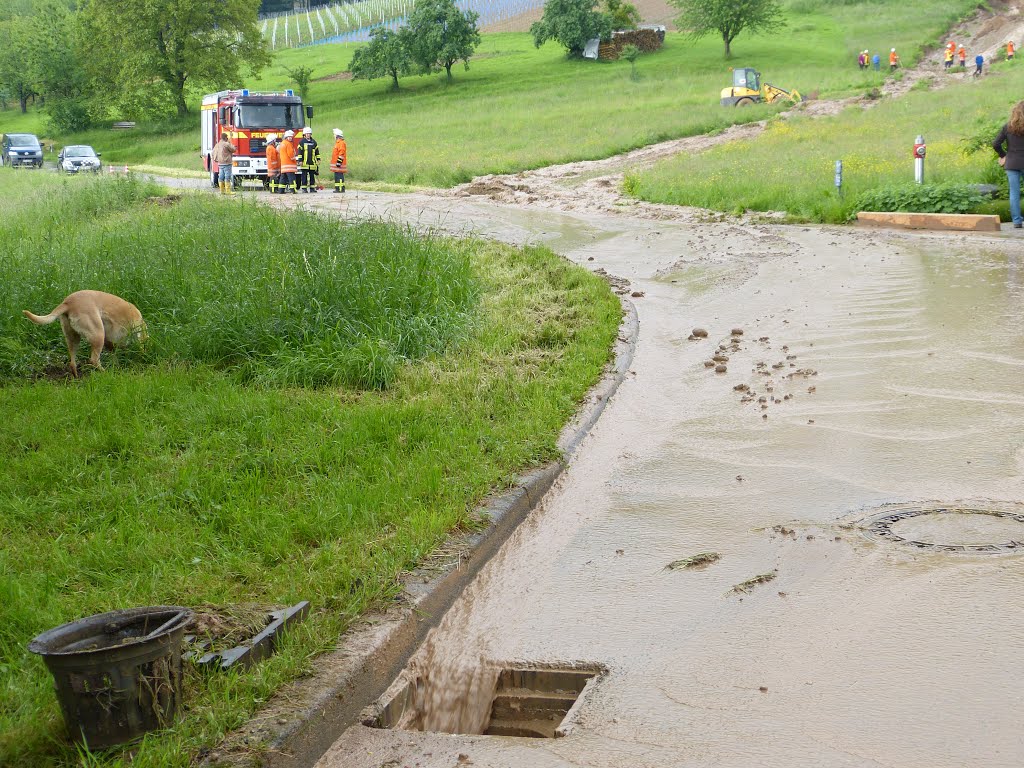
621;43;640;80
80;0;271;118
604;0;640;30
405;0;481;82
669;0;784;58
349;26;412;90
530;0;612;57
0;16;37;112
32;0;93;131
286;65;315;101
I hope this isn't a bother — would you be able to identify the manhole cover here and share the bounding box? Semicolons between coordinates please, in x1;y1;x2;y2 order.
861;504;1024;553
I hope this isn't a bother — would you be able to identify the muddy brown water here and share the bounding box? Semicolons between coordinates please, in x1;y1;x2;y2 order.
247;188;1024;768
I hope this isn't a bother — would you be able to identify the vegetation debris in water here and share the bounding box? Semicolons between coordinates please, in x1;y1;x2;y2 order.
731;570;778;594
665;552;721;570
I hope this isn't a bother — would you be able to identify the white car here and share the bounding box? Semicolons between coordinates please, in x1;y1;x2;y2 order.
58;145;102;173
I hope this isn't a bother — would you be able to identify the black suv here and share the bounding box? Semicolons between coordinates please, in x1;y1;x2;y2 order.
1;133;44;168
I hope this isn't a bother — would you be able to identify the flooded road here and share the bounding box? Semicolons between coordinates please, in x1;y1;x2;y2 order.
266;189;1024;766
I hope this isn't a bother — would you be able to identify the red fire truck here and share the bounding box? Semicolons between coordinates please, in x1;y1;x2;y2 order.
200;89;312;188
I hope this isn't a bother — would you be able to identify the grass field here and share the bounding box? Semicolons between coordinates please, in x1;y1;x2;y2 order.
0;176;476;388
627;59;1023;222
0;171;621;766
0;0;979;186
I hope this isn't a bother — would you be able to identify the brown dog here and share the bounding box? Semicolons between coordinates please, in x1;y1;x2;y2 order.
23;290;148;376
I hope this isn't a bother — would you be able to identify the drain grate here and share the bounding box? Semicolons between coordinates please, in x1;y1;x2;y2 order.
484;668;595;738
861;504;1024;554
364;666;600;738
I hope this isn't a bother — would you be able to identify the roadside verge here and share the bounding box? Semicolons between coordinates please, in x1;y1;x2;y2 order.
205;297;639;767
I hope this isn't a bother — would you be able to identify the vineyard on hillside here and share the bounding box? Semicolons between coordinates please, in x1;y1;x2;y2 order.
260;0;545;48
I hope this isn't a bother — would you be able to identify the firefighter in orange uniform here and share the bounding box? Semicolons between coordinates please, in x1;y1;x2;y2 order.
330;128;347;194
958;45;966;68
265;133;281;193
1009;40;1016;61
279;129;297;194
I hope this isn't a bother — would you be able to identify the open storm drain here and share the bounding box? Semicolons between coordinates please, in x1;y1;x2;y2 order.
365;666;601;739
861;503;1024;554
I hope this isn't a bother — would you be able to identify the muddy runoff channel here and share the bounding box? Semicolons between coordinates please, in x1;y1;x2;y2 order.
251;188;1024;766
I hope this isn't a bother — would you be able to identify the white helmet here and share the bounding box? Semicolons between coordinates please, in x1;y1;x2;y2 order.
333;128;343;137
266;133;278;142
284;129;294;138
303;126;312;134
891;48;896;52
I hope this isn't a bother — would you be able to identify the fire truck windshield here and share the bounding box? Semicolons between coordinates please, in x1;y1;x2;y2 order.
237;104;302;129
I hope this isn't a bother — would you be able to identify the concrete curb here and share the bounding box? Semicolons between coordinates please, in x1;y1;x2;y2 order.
205;298;639;767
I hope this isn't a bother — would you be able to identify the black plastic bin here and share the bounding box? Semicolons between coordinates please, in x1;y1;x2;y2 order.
28;606;192;749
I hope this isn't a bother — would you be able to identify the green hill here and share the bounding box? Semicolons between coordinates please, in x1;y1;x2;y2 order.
2;0;980;187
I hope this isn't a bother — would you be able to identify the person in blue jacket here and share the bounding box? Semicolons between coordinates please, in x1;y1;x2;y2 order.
975;53;984;76
871;53;880;71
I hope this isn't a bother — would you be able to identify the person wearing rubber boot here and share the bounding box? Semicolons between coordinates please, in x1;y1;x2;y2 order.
212;132;237;195
298;127;320;193
289;130;302;192
330;129;347;194
265;133;281;193
279;130;297;194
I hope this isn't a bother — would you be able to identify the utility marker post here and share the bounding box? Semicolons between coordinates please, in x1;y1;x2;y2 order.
834;160;843;198
913;135;926;184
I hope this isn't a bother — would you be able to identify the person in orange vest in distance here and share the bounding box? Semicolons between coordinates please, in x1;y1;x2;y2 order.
279;129;297;194
889;48;900;70
958;45;966;68
1008;40;1016;61
330;128;347;193
265;133;281;193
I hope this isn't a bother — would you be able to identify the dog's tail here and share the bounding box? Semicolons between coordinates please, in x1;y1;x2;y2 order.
22;303;68;326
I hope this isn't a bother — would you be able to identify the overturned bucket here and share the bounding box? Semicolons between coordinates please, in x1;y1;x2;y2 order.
28;606;192;749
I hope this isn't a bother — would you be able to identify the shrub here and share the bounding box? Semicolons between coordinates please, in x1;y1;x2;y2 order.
851;182;985;217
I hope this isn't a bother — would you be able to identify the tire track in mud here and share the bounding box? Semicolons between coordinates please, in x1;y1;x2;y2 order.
450;1;1024;222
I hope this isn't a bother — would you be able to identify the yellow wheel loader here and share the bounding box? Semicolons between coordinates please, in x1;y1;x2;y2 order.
720;67;802;106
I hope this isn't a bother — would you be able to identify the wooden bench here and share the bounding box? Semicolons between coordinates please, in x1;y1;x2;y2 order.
111;121;136;130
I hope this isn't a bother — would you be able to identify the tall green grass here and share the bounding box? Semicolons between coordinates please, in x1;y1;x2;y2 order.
3;0;980;185
629;61;1024;222
0;172;476;387
0;175;621;766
